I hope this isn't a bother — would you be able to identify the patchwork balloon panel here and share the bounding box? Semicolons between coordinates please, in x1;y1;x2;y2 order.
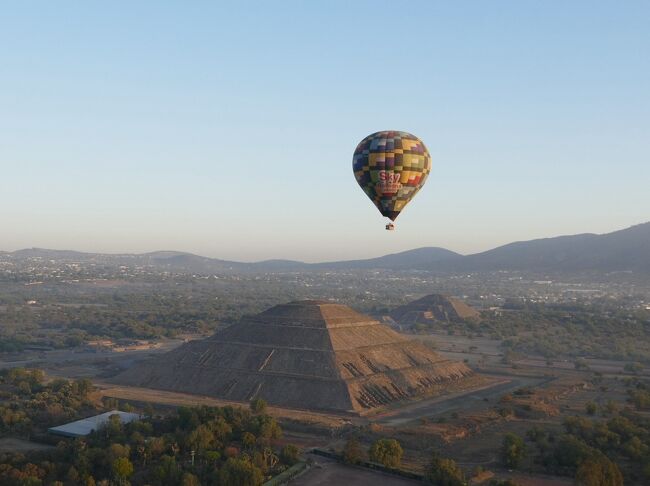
353;131;431;221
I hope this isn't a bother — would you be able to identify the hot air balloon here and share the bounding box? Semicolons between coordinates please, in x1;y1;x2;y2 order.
353;131;431;230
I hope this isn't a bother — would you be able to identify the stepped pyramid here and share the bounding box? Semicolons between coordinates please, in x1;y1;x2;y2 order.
115;300;473;414
390;294;480;326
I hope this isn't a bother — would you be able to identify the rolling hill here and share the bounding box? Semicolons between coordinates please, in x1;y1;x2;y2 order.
451;222;650;273
312;247;462;270
3;222;649;275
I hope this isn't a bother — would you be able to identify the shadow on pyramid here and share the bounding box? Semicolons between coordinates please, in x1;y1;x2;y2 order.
114;300;474;415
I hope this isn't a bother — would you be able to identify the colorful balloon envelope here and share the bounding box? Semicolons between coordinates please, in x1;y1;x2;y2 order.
353;131;431;227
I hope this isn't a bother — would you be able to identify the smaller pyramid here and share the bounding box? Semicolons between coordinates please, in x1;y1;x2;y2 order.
115;301;473;414
390;294;480;327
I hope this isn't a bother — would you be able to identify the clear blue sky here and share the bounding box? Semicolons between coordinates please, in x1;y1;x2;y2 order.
1;1;648;262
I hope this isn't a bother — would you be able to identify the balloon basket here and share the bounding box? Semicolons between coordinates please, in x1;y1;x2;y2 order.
385;223;395;231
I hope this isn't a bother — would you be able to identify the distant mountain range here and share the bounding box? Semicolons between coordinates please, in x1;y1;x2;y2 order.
3;222;649;275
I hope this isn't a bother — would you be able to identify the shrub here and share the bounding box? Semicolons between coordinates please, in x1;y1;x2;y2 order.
369;438;403;468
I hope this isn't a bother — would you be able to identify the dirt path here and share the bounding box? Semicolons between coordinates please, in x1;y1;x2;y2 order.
374;374;553;426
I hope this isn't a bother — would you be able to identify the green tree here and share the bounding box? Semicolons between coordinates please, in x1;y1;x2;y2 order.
575;456;623;486
425;452;465;486
369;438;403;468
280;444;300;465
258;417;282;440
343;437;363;465
205;450;221;465
250;398;267;414
112;457;134;484
629;389;650;410
500;433;526;469
66;465;80;483
150;455;182;485
108;443;130;463
585;401;598;415
219;457;264;486
105;413;123;438
242;431;257;449
553;435;597;469
208;416;233;442
74;378;93;396
187;424;215;452
181;472;200;486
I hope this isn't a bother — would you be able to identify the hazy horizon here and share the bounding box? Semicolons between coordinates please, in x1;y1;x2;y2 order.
2;220;647;264
2;2;648;262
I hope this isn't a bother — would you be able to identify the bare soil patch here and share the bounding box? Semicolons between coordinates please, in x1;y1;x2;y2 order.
96;383;351;429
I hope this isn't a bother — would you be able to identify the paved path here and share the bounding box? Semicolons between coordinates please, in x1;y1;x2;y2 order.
288;455;420;486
